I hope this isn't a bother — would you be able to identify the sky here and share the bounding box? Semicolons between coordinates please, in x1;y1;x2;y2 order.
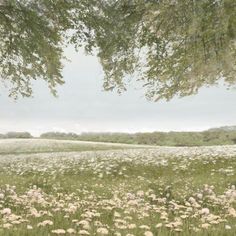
0;46;236;136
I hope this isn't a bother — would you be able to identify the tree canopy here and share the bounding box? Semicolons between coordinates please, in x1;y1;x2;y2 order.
0;0;235;100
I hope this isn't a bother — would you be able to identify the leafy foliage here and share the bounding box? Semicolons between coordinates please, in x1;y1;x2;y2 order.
0;0;68;97
0;0;235;100
92;0;236;100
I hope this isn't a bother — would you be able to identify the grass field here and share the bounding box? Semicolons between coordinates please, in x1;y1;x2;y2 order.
0;139;236;235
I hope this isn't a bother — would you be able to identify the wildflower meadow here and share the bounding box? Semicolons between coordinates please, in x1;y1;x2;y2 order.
0;139;236;235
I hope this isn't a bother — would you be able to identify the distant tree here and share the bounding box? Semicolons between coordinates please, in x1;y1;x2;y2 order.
232;138;236;144
5;132;32;138
40;132;78;139
39;130;236;146
0;0;235;100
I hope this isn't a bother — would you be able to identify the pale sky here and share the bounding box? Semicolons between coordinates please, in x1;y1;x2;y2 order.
0;46;236;136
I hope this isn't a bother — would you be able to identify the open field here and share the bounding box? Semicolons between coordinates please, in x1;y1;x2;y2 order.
0;140;236;235
0;139;155;155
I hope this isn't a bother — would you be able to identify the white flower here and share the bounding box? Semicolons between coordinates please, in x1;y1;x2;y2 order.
78;230;90;235
128;223;136;229
201;223;210;229
11;220;21;225
189;197;196;203
144;231;153;236
37;220;53;227
97;227;109;235
139;225;150;230
228;207;236;217
200;208;210;215
114;233;121;236
196;193;203;199
225;225;231;230
51;229;66;234
1;208;11;215
67;228;76;234
3;223;12;229
137;190;144;197
155;223;162;228
77;220;90;230
114;211;121;217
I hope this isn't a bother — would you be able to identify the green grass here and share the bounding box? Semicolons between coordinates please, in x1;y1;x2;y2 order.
0;140;235;235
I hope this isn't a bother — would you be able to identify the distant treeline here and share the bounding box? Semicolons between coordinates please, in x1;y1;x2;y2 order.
1;129;236;146
40;130;236;146
0;132;33;139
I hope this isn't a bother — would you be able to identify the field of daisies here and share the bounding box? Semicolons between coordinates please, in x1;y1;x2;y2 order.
0;139;236;235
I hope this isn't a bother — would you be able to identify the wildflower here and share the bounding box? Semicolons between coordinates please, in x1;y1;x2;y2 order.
137;190;144;197
201;223;210;229
155;223;162;228
192;227;200;232
94;220;102;227
128;223;136;229
37;220;53;227
51;229;66;234
1;208;11;215
78;230;90;235
228;207;236;217
114;233;121;236
11;220;21;225
67;228;76;234
97;227;109;235
77;220;90;230
114;211;121;217
200;208;210;215
27;225;33;229
225;225;231;230
3;223;12;229
196;193;203;199
144;231;153;236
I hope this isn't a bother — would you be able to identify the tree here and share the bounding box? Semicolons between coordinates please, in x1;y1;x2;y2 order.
5;131;32;138
0;0;235;100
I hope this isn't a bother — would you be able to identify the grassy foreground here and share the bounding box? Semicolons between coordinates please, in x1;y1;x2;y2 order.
0;140;236;235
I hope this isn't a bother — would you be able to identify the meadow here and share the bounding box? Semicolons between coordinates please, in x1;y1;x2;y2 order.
0;139;236;235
